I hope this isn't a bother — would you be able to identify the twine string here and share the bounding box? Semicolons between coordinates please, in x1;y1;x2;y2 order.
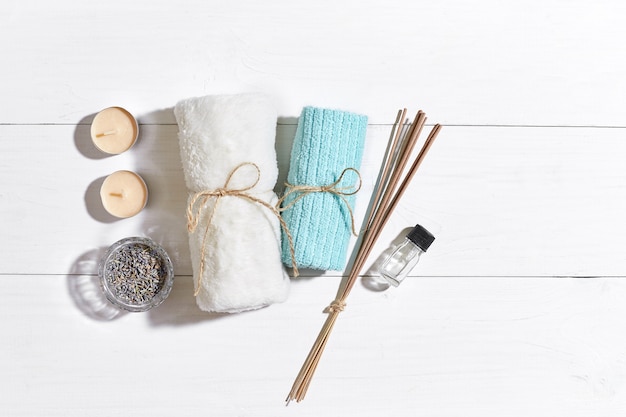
186;162;298;296
324;299;346;314
277;167;362;236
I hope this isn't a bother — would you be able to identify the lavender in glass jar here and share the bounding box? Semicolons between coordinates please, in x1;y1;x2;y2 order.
99;237;174;312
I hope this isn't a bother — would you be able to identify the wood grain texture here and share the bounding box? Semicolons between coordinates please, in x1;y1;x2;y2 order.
2;124;625;277
3;275;626;416
1;0;626;125
2;0;626;415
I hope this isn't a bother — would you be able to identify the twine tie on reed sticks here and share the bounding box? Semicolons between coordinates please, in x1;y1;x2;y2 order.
186;162;298;296
278;167;362;236
324;299;346;314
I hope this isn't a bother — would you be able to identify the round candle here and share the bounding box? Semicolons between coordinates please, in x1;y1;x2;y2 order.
90;107;139;154
100;170;148;218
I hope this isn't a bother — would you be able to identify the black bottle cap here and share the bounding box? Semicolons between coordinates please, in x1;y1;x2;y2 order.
406;224;435;251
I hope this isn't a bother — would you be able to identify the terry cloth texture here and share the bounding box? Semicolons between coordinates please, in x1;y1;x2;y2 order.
174;93;289;313
281;106;368;271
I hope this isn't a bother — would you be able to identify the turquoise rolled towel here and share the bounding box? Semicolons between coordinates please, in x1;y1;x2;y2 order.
281;106;368;271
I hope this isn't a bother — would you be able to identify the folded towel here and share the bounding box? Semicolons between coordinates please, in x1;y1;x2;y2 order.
280;106;368;271
174;93;289;313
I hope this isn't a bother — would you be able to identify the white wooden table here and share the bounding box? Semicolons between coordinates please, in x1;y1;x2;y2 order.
3;1;626;415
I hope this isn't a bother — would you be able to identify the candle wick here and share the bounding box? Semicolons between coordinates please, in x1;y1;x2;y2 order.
110;192;124;198
96;130;117;138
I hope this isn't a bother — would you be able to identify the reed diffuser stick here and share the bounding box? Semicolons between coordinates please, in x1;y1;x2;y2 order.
286;109;442;404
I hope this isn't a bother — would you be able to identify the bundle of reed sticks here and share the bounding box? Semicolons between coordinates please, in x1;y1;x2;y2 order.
286;108;442;404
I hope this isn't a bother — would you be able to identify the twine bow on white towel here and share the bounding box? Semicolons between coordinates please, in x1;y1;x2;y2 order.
186;162;298;296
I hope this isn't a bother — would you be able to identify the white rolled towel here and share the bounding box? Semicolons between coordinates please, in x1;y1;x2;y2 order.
174;93;290;313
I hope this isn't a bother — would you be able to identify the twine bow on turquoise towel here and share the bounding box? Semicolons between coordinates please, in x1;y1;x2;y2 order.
277;167;362;237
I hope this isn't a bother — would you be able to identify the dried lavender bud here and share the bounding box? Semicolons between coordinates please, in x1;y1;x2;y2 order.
103;243;166;306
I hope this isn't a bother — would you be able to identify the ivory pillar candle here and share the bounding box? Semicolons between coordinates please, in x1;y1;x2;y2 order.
100;170;148;218
90;107;139;154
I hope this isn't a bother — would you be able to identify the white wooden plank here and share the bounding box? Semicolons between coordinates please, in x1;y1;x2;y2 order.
375;125;626;278
2;124;626;277
2;275;626;416
1;0;626;125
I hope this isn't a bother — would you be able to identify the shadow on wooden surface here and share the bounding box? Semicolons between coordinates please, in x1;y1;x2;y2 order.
84;175;119;223
73;113;112;160
146;277;234;327
66;248;127;321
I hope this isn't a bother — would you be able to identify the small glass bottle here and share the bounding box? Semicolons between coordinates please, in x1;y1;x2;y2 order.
379;224;435;287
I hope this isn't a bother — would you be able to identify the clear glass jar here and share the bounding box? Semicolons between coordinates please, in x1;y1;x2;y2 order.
98;236;174;312
379;224;434;287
